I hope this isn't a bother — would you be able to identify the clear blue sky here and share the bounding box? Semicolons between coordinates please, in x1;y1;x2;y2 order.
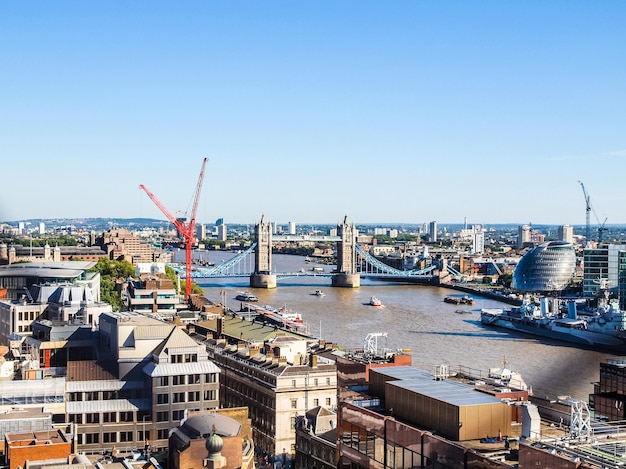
1;1;625;226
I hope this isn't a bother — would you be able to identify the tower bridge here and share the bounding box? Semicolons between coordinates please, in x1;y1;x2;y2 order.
170;215;447;289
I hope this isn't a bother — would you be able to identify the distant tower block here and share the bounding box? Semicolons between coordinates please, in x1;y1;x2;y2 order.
332;215;360;288
251;214;276;289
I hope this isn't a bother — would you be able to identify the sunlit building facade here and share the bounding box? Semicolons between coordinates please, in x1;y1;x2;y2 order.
512;241;576;292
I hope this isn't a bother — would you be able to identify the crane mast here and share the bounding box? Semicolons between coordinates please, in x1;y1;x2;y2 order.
578;181;591;244
578;181;608;244
140;158;208;301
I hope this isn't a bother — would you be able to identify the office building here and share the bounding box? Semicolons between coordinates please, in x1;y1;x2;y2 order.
472;230;485;254
583;244;626;298
202;335;337;459
558;224;574;244
512;241;576;292
169;409;255;469
428;221;437;243
196;223;207;242
288;221;296;235
217;224;227;241
517;225;531;249
96;228;170;265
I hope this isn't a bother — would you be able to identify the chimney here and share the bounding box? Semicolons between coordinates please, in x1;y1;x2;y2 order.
310;353;318;368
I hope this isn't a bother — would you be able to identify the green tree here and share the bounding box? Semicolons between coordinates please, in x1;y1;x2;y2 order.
90;258;136;311
92;258;135;279
164;266;203;295
497;273;513;288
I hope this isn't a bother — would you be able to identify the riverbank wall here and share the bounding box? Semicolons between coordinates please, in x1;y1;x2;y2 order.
443;284;523;306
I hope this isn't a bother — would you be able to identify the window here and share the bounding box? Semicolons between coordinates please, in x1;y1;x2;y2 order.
173;375;185;385
157;412;168;422
172;410;185;420
292;379;296;388
291;399;297;409
119;431;133;442
190;374;200;384
157;429;169;439
103;412;116;423
85;433;100;444
155;376;169;386
103;432;116;443
326;398;331;406
204;389;216;401
188;391;199;402
314;378;318;386
291;416;297;429
205;373;216;383
86;413;100;424
313;399;319;407
157;394;169;404
326;377;331;385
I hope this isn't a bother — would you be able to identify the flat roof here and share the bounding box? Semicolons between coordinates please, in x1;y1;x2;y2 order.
373;366;503;406
0;261;95;278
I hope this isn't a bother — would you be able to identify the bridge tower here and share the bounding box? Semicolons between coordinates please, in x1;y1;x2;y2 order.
332;215;360;288
250;214;277;288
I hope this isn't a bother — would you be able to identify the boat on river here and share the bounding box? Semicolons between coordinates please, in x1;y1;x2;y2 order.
253;305;307;333
480;288;626;351
369;296;383;307
235;292;259;302
312;290;325;297
444;295;474;305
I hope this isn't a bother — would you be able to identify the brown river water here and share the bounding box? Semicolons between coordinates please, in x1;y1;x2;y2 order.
191;252;612;402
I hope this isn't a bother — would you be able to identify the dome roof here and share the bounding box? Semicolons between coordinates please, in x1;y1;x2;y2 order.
182;413;241;439
206;431;224;454
512;241;576;292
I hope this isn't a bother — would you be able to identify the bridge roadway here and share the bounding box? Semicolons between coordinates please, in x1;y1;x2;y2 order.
272;235;340;242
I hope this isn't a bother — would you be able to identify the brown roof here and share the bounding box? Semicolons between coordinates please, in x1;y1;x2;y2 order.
66;360;117;381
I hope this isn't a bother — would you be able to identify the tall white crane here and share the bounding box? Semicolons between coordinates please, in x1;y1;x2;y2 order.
578;180;591;243
578;181;608;244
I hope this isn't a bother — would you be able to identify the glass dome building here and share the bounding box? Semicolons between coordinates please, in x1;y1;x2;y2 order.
512;241;576;292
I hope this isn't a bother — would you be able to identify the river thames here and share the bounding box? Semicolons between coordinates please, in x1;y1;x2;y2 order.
192;252;616;402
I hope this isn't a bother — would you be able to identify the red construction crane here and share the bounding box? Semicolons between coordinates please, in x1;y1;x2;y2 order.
140;158;207;301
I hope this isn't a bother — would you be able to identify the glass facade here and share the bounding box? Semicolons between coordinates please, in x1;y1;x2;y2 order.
583;244;626;298
512;241;576;292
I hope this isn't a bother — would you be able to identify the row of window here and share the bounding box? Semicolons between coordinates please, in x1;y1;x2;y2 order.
69;411;138;424
79;429;162;445
292;377;332;387
291;397;332;408
171;353;198;363
155;372;217;386
156;389;216;404
18;311;38;321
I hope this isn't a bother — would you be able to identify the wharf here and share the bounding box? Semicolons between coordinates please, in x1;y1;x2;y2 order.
444;284;523;306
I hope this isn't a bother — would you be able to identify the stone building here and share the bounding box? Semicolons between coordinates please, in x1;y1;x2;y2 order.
96;228;171;265
169;409;255;469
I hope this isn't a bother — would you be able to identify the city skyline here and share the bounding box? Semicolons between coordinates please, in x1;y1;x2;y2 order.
2;2;625;225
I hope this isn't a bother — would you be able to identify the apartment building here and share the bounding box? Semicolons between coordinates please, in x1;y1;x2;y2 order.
202;335;337;459
59;313;220;454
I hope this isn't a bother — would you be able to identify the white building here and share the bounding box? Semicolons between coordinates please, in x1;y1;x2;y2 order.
288;221;297;235
517;225;531;249
472;230;485;254
428;221;438;243
217;224;227;241
558;224;574;244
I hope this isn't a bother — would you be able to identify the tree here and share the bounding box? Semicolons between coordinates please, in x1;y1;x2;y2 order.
90;258;136;311
164;265;203;295
497;273;513;288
